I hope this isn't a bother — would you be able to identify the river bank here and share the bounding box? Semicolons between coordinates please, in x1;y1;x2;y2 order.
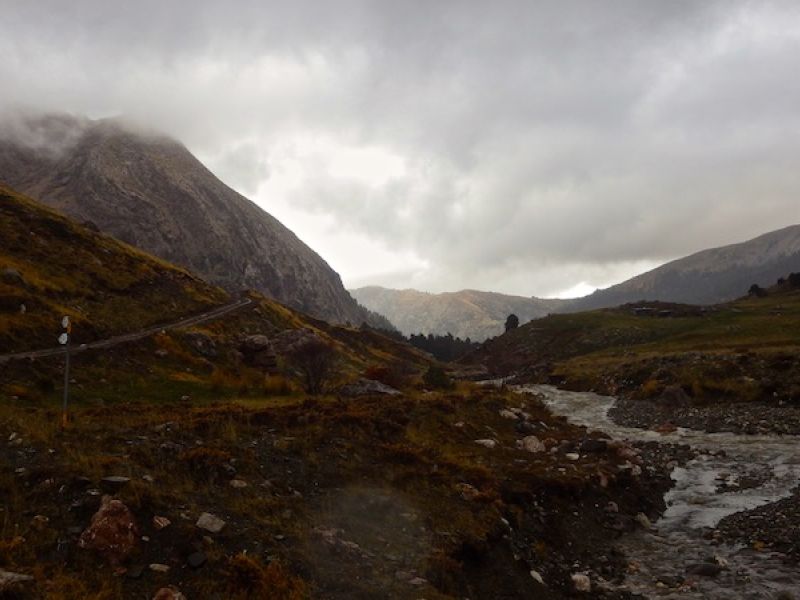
526;385;800;599
608;395;800;435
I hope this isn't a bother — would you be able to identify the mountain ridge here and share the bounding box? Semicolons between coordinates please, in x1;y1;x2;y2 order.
0;113;391;329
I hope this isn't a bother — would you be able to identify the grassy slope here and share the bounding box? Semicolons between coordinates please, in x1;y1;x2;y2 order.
0;182;432;404
0;182;229;353
468;290;800;402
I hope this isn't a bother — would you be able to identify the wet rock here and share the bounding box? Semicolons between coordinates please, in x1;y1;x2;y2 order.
78;496;139;566
196;512;226;533
339;378;401;397
0;569;34;592
686;562;723;577
571;572;591;592
634;513;652;529
580;439;608;453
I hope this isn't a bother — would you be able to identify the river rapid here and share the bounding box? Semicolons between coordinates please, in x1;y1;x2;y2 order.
522;385;800;599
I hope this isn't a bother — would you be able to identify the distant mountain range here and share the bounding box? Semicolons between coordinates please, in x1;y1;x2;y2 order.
568;224;800;311
350;287;566;341
354;225;800;341
0;113;391;328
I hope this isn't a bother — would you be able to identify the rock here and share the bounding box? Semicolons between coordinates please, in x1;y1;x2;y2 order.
565;452;580;461
196;512;226;533
686;563;723;577
605;501;619;513
580;439;608;453
78;496;139;566
635;513;652;529
229;479;248;489
31;515;49;530
126;565;145;579
100;476;131;492
149;563;170;573
659;384;691;406
153;586;186;600
456;483;481;500
499;409;518;419
530;569;545;585
0;569;34;591
1;268;24;286
154;349;169;358
571;572;591;592
187;551;207;568
517;436;545;453
184;332;218;358
474;439;497;449
339;378;402;397
152;516;171;530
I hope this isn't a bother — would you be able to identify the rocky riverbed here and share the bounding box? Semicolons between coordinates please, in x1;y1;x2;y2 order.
609;396;800;435
525;385;800;599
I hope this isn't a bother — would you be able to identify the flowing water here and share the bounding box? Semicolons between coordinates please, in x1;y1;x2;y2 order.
522;385;800;599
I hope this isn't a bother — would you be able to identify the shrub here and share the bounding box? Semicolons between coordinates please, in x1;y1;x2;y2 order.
423;365;453;390
288;338;337;395
225;554;308;600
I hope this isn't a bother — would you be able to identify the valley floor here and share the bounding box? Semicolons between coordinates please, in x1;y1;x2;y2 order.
0;387;674;599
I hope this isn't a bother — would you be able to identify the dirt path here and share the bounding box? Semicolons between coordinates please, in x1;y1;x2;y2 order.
0;297;252;364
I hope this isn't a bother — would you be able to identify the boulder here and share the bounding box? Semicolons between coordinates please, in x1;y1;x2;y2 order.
658;384;691;406
571;573;591;592
517;436;545;453
78;496;139;566
339;378;401;397
196;512;226;533
474;439;497;449
185;332;218;358
238;334;277;370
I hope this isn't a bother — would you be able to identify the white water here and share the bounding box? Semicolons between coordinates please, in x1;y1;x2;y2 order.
523;385;800;599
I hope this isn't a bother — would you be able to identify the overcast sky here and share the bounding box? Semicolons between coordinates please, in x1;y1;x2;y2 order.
2;1;799;298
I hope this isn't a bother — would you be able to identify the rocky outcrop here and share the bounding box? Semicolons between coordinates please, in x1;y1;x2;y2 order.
0;113;391;327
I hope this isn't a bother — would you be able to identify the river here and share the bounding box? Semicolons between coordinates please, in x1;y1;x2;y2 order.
523;385;800;599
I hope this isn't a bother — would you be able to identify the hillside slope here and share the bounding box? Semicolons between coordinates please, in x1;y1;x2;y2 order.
351;286;567;341
0;113;389;328
571;225;800;310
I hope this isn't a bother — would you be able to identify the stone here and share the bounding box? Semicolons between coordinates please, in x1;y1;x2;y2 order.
1;268;24;286
474;439;497;449
580;439;608;453
605;501;619;513
153;586;186;600
229;479;248;489
517;435;545;453
686;563;723;577
0;569;34;592
78;496;139;566
565;452;580;461
187;551;207;569
196;512;226;533
571;573;591;592
152;516;171;530
499;409;518;419
149;563;170;573
635;513;652;529
530;570;545;585
31;515;49;530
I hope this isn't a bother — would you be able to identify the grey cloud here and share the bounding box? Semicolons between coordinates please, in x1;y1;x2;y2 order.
1;1;798;297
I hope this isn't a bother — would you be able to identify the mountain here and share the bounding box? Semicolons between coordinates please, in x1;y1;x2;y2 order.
350;286;568;341
570;225;800;310
0;113;391;328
